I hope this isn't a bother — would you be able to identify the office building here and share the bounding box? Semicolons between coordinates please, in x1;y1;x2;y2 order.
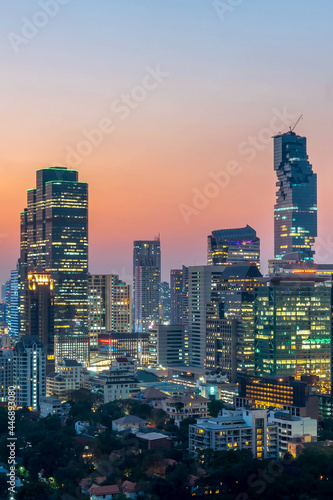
159;281;171;324
188;266;225;368
212;264;264;378
254;275;331;393
98;332;149;366
235;376;319;419
88;274;132;348
273;131;317;261
13;335;46;410
133;238;161;332
205;300;239;382
25;272;54;373
7;264;20;337
148;325;184;367
207;225;260;268
170;269;183;325
189;408;279;459
20;167;88;365
0;336;13;402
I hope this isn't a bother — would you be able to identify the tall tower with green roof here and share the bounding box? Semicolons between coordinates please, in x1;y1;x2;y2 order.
20;167;88;366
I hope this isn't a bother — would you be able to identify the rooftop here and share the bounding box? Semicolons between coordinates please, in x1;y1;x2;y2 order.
211;225;257;240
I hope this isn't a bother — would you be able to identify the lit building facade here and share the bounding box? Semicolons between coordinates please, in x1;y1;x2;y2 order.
148;325;184;367
205;300;239;382
13;335;46;410
254;276;331;393
207;225;260;268
25;272;54;373
88;274;132;347
170;269;183;325
98;332;149;366
215;265;264;378
159;281;171;324
273;131;317;261
188;266;225;368
0;336;13;402
20;167;88;365
189;408;279;460
133;238;161;332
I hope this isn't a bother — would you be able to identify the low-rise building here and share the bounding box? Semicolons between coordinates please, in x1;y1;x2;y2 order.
189;408;279;459
46;358;83;399
89;483;120;500
40;396;70;419
268;410;317;457
91;368;138;403
162;394;208;424
112;415;147;433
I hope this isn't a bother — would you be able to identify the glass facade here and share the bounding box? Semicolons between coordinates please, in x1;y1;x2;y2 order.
133;238;161;332
254;277;331;394
273;131;317;261
207;225;260;269
20;167;88;365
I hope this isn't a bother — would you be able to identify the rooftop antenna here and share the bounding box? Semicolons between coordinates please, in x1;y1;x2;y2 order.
289;114;303;133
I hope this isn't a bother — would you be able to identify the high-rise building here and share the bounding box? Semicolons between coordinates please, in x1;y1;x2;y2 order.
254;275;331;394
13;335;46;410
8;264;20;337
25;272;54;373
159;281;171;324
273;131;317;261
20;167;88;365
205;301;239;382
214;265;264;378
0;335;13;402
148;325;184;367
188;266;225;368
207;225;260;268
88;274;132;348
170;269;182;325
133;238;161;332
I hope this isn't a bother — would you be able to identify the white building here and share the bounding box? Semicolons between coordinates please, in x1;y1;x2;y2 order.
0;341;13;402
13;335;46;410
91;365;139;403
268;410;317;456
40;396;69;419
189;408;279;460
162;394;209;424
46;358;83;399
188;266;225;367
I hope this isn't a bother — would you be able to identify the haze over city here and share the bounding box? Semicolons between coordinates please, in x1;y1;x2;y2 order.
1;0;333;285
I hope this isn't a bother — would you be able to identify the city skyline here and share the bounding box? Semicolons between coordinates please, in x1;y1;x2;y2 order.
1;1;333;285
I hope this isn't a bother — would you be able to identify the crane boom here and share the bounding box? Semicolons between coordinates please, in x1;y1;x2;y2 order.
290;114;303;133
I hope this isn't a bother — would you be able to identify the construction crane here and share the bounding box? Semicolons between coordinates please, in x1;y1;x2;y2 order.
289;114;303;133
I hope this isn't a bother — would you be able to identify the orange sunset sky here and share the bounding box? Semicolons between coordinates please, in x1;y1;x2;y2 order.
1;1;333;285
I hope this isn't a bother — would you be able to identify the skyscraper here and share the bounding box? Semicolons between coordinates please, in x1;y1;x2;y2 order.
207;225;260;268
20;167;88;365
170;269;183;325
273;131;317;261
25;272;54;373
159;281;171;324
88;274;132;347
9;263;20;337
133;238;161;332
188;265;225;367
13;335;46;410
254;275;331;394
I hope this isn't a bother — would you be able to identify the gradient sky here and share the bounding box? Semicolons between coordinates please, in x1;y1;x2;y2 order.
1;0;333;286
